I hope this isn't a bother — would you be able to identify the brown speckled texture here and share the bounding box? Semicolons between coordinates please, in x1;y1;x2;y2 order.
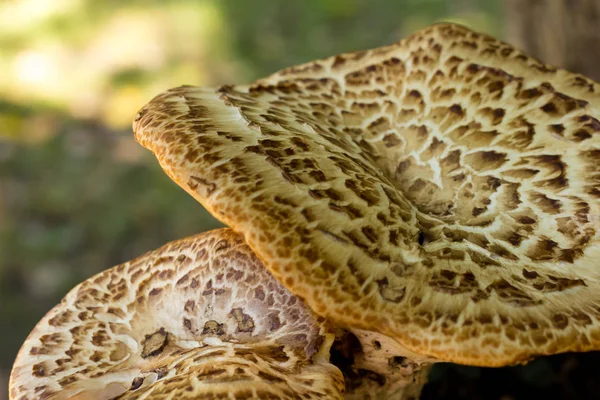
133;23;600;367
9;229;344;399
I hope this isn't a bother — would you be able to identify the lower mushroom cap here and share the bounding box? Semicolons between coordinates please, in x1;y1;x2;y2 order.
9;229;344;399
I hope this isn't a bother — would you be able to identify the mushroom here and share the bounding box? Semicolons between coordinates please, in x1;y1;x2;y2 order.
9;229;344;399
131;23;600;398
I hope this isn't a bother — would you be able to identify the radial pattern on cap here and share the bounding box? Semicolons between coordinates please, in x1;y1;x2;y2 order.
133;23;600;366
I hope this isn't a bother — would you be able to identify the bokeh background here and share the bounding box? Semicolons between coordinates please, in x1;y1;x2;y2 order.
2;0;599;399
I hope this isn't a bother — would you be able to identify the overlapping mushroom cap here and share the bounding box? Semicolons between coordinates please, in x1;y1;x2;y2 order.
10;229;344;399
133;23;600;366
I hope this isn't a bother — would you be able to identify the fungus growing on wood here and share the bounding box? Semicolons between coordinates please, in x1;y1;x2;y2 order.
10;23;600;400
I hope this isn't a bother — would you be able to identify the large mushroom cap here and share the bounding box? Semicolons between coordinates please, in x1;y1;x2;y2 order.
9;229;344;399
133;23;600;367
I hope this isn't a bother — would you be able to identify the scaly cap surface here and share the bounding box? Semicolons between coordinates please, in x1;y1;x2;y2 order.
133;23;600;366
10;229;343;399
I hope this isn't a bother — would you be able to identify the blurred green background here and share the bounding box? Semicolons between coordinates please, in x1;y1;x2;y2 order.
2;1;599;399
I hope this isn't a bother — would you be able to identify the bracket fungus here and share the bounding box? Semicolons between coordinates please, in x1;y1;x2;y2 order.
11;23;600;399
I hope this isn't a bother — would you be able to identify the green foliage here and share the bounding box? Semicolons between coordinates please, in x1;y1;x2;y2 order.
219;0;501;81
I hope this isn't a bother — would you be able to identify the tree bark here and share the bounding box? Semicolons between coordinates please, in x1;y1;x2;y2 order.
504;0;600;81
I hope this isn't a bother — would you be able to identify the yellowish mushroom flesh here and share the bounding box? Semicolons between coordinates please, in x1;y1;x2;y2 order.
133;22;600;371
9;229;344;399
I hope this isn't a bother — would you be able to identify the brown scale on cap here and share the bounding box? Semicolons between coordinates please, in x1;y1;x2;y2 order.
133;23;600;370
9;229;344;399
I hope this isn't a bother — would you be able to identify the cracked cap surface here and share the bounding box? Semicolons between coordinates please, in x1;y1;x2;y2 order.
133;23;600;366
9;229;344;399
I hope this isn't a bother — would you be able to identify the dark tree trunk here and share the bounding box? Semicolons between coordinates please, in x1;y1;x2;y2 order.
504;0;600;81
